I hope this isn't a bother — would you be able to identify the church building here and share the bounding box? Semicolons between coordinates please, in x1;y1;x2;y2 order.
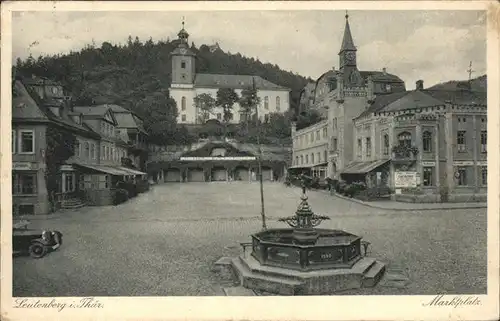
168;22;291;125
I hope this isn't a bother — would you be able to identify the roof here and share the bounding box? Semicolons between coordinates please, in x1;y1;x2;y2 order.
105;104;132;113
339;16;356;53
380;90;445;113
194;74;289;91
73;105;111;116
342;159;390;174
22;76;61;86
12;80;49;120
357;90;410;118
423;89;486;106
360;71;404;83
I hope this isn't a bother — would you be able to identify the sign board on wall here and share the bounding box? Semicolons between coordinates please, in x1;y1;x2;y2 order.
453;161;474;166
476;161;487;166
422;161;436;167
180;156;256;161
12;162;34;170
394;171;417;188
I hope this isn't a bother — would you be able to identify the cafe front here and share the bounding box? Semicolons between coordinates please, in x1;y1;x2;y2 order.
148;141;286;183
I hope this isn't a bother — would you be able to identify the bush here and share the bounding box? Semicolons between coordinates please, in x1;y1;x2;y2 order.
112;188;129;205
354;186;392;201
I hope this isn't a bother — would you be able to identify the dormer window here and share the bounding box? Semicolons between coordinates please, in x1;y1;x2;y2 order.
385;84;392;92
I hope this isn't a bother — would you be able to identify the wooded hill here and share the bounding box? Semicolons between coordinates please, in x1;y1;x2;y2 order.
14;36;311;145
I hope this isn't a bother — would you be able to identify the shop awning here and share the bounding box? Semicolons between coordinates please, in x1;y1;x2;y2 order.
288;164;314;169
342;159;390;175
118;166;147;176
312;162;328;168
73;163;133;176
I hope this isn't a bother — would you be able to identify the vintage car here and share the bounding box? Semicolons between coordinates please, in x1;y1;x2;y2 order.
12;220;63;258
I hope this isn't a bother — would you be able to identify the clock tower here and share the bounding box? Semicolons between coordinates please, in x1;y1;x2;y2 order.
171;20;196;85
338;13;360;86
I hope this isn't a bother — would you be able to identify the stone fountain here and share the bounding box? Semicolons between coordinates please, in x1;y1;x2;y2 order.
219;179;386;295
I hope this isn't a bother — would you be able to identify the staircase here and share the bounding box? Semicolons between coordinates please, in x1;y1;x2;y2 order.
61;198;86;209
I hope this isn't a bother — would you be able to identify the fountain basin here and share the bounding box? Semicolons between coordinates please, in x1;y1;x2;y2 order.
251;228;362;272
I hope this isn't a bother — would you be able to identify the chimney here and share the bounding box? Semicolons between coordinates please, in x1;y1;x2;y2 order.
366;75;375;103
416;80;424;91
382;68;387;75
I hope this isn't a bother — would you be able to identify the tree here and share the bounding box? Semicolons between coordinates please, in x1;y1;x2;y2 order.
296;109;324;130
193;93;216;124
239;85;260;134
136;90;178;144
216;88;239;138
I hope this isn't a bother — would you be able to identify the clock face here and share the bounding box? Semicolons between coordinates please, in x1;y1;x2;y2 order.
180;48;187;54
345;51;355;62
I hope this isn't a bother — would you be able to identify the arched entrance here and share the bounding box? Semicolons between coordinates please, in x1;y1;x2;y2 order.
234;166;249;181
165;169;181;182
187;168;205;182
211;166;227;182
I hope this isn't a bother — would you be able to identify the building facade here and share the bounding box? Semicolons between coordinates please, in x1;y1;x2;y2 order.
351;82;487;202
292;13;406;180
290;120;329;179
290;13;487;202
168;23;291;125
12;75;148;215
147;141;289;183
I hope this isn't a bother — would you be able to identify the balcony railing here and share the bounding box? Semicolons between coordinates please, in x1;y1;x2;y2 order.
391;145;418;161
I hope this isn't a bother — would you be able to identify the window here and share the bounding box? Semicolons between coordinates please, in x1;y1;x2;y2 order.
481;131;487;153
217;113;222;120
181;97;186;111
181;61;186;69
383;134;389;155
385;84;392;92
12;130;16;154
181;114;186;122
332;138;338;151
324;150;328;163
458;117;466;123
75;140;80;157
481;118;486;123
423;167;434;186
317;152;321;163
104;146;108;160
357;138;362;157
101;122;105;133
305;155;309;164
366;137;371;157
311;153;315;164
276;97;281;111
422;131;432;152
84;142;90;159
65;173;75;192
12;173;36;195
264;96;269;110
398;132;412;147
19;130;34;153
316;130;320;140
457;131;466;152
300;155;304;164
181;74;186;80
481;167;487;185
90;143;95;160
295;156;298;165
457;167;467;186
323;128;327;138
310;132;314;143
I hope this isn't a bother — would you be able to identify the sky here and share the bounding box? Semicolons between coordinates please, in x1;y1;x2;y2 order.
12;10;486;89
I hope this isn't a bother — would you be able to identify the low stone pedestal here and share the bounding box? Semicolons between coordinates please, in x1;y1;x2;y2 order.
229;248;385;295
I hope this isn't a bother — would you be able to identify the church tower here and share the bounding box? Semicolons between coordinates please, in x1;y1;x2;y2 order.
170;20;196;85
338;13;361;86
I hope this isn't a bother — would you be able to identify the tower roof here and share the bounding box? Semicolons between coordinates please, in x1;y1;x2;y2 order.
339;12;356;53
177;19;189;42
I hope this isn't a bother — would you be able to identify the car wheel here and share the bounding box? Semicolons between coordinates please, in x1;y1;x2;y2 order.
29;241;48;258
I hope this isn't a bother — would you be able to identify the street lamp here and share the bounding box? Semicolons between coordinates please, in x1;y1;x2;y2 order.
251;77;267;230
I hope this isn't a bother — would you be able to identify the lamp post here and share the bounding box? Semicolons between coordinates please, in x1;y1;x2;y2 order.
251;77;267;230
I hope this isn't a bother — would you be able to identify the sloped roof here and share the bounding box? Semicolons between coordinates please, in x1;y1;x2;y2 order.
357;90;410;118
360;71;404;83
105;104;132;113
114;113;137;128
381;90;445;113
194;74;289;91
339;16;357;53
73;105;111;116
12;80;49;120
423;89;486;105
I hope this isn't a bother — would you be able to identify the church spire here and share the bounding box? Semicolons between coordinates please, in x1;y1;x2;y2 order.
177;16;189;44
339;11;356;54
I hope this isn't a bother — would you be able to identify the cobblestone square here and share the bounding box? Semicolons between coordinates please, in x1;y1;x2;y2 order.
13;182;487;296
